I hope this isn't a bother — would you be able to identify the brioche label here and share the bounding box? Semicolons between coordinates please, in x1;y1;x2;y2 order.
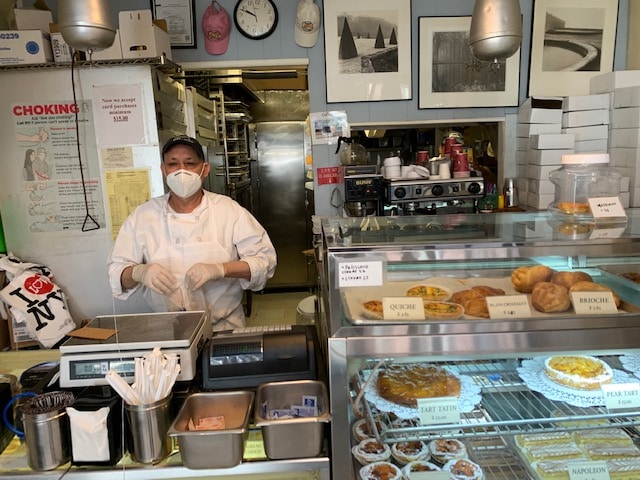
382;297;425;320
417;397;460;425
338;260;384;287
602;382;640;411
567;460;610;480
571;292;618;315
486;295;531;318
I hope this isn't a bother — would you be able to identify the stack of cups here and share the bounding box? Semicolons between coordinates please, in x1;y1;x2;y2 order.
382;156;401;179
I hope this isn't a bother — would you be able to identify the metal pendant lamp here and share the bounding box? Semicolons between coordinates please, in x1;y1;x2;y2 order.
58;0;116;52
469;0;522;62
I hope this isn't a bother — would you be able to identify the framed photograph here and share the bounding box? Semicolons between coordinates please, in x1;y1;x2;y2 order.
418;16;520;109
323;0;412;103
528;0;619;97
151;0;197;48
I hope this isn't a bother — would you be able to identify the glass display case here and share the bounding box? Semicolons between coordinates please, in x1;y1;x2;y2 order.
317;211;640;479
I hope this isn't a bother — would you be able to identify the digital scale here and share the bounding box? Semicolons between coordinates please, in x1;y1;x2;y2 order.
59;311;210;388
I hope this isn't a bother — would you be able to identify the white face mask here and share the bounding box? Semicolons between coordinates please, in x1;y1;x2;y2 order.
166;166;204;198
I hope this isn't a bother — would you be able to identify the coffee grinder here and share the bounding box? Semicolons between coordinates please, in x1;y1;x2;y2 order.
339;166;384;217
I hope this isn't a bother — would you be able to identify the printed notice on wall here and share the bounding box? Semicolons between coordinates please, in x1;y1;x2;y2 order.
13;100;106;233
93;84;147;147
105;169;151;239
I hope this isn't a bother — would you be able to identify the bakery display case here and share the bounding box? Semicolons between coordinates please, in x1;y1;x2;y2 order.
316;211;640;479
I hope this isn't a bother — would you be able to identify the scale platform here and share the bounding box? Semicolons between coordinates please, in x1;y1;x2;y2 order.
59;311;210;388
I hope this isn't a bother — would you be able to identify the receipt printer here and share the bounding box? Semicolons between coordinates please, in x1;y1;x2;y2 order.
202;325;318;389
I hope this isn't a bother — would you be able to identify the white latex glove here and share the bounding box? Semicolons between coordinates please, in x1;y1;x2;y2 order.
131;263;177;295
185;263;225;290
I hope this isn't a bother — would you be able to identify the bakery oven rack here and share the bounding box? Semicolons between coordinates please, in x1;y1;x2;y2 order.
353;357;640;445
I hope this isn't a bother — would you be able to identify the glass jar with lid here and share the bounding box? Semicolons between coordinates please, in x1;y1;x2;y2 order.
548;153;621;221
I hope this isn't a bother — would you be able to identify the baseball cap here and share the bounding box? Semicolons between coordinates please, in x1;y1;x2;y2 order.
295;0;320;48
202;1;231;55
162;135;205;159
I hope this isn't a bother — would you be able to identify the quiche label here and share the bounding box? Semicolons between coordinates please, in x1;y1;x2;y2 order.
486;294;531;318
602;382;640;411
417;397;460;425
571;292;618;315
383;297;425;320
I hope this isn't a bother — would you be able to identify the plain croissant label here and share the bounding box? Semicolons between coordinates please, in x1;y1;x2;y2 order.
486;294;531;318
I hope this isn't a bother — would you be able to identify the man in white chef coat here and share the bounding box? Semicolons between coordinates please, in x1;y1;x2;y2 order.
107;135;277;331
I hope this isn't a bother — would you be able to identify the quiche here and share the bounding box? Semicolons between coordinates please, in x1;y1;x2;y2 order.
545;355;613;390
406;284;452;301
362;300;384;320
423;301;464;320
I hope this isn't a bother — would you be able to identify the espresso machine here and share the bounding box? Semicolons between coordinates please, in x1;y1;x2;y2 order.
339;166;384;217
383;175;485;215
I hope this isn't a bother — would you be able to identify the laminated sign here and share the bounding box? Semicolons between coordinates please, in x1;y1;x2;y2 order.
0;255;75;348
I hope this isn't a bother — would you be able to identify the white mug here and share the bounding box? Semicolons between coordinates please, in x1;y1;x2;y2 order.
383;156;401;167
439;163;451;179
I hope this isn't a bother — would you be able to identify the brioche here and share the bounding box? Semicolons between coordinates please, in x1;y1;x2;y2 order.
531;282;571;313
512;265;554;293
551;271;593;290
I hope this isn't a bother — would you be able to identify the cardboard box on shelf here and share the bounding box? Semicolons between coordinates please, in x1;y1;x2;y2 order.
613;86;640;108
561;109;610;128
611;107;640;128
527;148;573;166
14;8;52;33
574;138;608;153
518;97;563;124
526;164;561;180
516;122;561;138
610;128;640;148
528;178;556;195
0;30;53;65
561;124;609;141
590;70;640;94
119;10;171;60
527;191;555;210
530;133;575;150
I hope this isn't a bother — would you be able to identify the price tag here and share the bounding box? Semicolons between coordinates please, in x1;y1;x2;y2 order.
571;292;618;315
589;225;627;240
588;196;627;221
383;297;425;320
568;461;610;480
486;295;531;318
411;472;450;480
338;261;384;287
417;397;460;425
602;382;640;411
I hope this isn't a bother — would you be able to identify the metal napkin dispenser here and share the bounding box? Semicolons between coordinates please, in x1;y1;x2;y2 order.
202;325;318;389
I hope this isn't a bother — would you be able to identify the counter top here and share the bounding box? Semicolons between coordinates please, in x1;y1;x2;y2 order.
0;350;59;378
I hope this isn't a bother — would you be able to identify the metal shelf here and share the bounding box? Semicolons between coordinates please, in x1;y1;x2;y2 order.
355;358;640;445
0;55;181;74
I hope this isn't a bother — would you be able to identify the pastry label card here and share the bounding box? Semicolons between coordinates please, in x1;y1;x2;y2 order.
486;295;531;318
588;196;627;221
338;261;384;287
567;461;610;480
383;297;425;320
571;292;618;315
417;397;460;425
411;472;449;480
602;382;640;411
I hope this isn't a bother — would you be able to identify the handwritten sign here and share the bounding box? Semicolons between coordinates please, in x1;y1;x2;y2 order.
588;196;627;221
338;261;383;287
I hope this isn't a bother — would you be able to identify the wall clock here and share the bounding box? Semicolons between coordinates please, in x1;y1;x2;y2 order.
234;0;278;40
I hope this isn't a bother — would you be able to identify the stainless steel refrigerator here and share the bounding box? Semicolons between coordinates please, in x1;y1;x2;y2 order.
250;121;314;289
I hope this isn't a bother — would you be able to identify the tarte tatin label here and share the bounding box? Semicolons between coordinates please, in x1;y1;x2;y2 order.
417;397;460;425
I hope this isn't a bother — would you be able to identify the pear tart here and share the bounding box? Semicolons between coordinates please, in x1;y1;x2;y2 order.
545;355;613;390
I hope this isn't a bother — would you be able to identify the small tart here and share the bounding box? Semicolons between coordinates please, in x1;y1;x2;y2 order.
406;284;452;301
423;301;464;320
545;355;613;390
428;438;467;464
390;440;430;465
402;460;442;477
359;461;403;480
442;458;484;480
352;438;391;465
362;300;384;320
352;417;388;442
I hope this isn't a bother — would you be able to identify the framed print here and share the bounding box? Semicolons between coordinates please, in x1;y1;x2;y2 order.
418;16;520;109
151;0;197;48
528;0;619;97
323;0;412;103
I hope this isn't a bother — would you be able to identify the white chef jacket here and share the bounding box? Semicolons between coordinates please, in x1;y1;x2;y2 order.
107;191;277;330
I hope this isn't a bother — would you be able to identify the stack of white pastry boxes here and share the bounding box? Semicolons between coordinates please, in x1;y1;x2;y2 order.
516;97;573;210
154;72;188;146
185;87;218;150
591;70;640;208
